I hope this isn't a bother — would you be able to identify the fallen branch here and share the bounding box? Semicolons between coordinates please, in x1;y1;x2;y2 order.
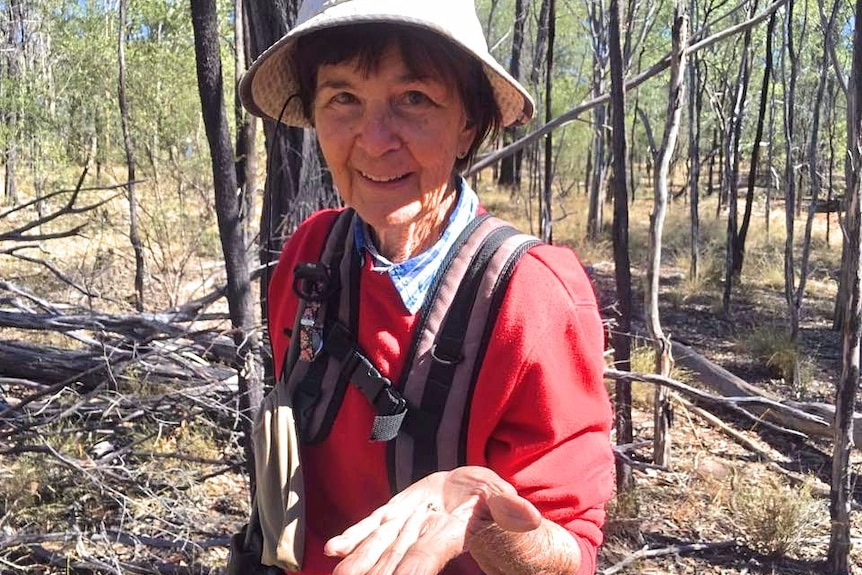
29;544;218;575
671;340;862;446
599;540;737;574
672;394;862;510
604;367;821;440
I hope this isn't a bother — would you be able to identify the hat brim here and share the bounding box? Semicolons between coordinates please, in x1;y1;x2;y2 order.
239;9;534;129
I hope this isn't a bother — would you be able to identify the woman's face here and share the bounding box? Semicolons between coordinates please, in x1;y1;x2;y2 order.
312;44;477;236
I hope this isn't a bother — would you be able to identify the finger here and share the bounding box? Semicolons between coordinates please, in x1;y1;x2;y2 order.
325;509;389;557
366;504;432;575
448;467;542;533
392;514;467;575
331;516;407;575
486;491;542;532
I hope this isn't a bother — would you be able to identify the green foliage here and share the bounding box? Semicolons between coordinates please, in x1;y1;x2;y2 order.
0;0;235;199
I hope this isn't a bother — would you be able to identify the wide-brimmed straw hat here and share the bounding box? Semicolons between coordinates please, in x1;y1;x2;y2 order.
239;0;535;129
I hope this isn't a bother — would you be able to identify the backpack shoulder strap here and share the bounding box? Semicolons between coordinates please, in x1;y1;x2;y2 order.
283;208;356;442
281;208;355;380
390;217;541;491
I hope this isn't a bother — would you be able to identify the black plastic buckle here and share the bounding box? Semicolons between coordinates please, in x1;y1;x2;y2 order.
374;385;407;417
352;355;406;416
293;262;337;302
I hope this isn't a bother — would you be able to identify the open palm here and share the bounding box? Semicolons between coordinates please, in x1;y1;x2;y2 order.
324;466;543;575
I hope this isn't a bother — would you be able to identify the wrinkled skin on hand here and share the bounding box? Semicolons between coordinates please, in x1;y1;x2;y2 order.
323;466;543;575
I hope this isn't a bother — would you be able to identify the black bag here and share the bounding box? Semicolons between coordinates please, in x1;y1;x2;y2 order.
227;508;284;575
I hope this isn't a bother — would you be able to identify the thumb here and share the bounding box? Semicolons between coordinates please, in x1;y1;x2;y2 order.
486;491;542;533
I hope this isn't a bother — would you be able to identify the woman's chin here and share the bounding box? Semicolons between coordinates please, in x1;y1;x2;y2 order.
358;205;425;234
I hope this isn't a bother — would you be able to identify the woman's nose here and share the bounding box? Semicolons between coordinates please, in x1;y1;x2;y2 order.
356;103;401;157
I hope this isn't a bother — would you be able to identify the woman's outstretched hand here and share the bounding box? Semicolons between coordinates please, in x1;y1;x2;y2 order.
323;466;543;575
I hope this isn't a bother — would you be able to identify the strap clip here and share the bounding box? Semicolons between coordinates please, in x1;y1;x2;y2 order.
292;262;337;302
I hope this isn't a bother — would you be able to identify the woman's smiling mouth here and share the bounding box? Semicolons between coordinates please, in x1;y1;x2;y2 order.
359;170;410;183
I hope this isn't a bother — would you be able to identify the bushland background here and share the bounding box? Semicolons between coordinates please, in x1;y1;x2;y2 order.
2;0;862;573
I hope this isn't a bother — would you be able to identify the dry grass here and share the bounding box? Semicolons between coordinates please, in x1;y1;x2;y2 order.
731;475;827;558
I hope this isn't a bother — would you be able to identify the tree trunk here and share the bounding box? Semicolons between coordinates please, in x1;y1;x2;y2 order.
234;0;257;249
484;0;501;39
687;51;701;282
828;0;862;568
707;127;718;198
628;95;640;204
190;0;264;488
530;0;552;86
117;0;145;312
721;0;757;315
586;0;608;240
827;78;837;246
715;128;724;216
765;74;776;241
608;0;634;494
648;0;688;469
786;45;830;392
781;0;799;345
2;0;20;206
498;0;526;189
735;12;776;277
541;0;555;244
243;1;338;329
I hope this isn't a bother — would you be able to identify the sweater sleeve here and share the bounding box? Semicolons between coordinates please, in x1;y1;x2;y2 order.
466;243;614;575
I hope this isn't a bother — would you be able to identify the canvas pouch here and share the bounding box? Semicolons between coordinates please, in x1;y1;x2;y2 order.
252;382;305;571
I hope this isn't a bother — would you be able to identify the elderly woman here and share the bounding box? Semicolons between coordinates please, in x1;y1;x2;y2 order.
238;1;614;575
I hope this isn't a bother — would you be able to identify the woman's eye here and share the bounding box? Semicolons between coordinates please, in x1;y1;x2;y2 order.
402;91;431;106
332;92;358;105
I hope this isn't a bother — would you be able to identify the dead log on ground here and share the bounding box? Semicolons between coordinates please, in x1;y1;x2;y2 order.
671;340;862;446
0;339;235;391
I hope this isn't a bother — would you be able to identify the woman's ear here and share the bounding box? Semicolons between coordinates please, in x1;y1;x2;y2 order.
458;118;478;159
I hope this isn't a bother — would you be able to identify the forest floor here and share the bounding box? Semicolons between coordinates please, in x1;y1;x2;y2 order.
2;178;862;574
589;260;862;575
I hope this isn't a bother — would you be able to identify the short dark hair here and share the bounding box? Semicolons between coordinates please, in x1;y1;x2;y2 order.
293;23;501;172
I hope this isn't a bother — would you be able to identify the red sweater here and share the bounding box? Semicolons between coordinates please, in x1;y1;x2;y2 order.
268;209;614;575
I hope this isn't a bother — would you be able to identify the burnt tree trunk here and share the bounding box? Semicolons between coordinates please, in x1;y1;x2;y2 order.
735;12;776;278
498;0;526;189
687;49;701;282
117;0;145;312
235;0;257;249
608;0;634;493
191;0;264;485
244;0;338;328
541;0;555;243
721;0;757;315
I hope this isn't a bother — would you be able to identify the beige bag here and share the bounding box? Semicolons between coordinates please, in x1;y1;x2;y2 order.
252;382;305;571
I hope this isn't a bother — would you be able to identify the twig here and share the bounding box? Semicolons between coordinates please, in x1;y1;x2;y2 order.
599;540;737;574
673;395;862;510
613;448;667;473
468;0;790;175
0;279;63;313
604;368;822;438
6;253;112;301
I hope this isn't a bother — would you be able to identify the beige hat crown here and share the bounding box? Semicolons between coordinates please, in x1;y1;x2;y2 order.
239;0;535;128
